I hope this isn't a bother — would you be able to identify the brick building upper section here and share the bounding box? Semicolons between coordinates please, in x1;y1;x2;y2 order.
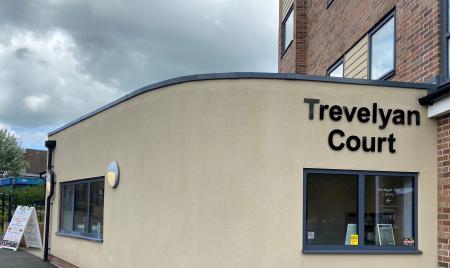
278;0;441;83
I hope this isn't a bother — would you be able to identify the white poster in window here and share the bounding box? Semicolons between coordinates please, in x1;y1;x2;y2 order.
0;206;42;251
377;224;395;246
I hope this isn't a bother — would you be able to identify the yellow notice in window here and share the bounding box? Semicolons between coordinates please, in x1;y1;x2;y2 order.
350;234;359;246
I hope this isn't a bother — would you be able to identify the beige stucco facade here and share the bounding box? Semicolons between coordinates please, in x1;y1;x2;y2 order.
47;77;437;268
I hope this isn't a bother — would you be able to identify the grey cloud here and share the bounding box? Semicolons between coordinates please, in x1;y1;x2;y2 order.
0;0;278;148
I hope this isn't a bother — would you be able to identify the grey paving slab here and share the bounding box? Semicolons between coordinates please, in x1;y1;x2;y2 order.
0;248;55;268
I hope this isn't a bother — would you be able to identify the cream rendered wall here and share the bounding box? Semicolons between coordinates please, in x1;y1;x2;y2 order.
48;79;436;268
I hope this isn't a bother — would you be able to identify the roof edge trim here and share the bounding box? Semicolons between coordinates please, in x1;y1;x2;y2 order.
48;72;433;136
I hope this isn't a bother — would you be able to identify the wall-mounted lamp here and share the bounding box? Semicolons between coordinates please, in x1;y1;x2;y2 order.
106;161;120;188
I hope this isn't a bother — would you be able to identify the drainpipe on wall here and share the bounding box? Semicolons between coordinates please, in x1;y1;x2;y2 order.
43;140;56;262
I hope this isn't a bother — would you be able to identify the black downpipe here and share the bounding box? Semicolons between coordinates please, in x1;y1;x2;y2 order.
43;140;56;262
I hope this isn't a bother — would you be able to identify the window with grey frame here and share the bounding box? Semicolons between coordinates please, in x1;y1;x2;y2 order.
443;0;450;79
369;12;396;80
59;177;105;240
327;59;344;78
282;7;294;53
303;169;418;253
327;0;335;8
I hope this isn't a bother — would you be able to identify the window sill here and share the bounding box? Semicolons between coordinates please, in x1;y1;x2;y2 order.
302;249;422;255
56;232;103;243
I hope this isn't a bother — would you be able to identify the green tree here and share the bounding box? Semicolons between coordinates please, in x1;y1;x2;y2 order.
0;129;28;177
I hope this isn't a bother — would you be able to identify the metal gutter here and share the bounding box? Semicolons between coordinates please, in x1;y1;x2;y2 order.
418;80;450;105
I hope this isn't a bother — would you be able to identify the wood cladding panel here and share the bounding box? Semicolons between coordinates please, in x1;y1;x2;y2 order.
281;0;294;20
344;36;368;79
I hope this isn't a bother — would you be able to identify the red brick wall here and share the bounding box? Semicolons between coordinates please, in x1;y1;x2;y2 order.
278;0;440;83
278;0;307;73
295;0;308;73
438;114;450;268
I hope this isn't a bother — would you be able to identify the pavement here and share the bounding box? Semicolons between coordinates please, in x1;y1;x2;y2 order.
0;248;55;267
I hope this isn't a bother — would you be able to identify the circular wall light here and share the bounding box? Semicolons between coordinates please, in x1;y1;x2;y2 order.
106;161;120;188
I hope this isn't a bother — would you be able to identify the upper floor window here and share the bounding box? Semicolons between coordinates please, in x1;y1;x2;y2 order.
282;7;294;52
327;0;335;8
444;0;450;78
327;59;344;78
369;13;395;80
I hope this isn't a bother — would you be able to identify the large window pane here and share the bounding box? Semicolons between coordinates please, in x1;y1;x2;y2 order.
306;173;358;245
61;185;74;232
370;16;395;79
364;176;414;246
448;0;450;32
74;183;89;233
89;181;104;237
284;9;294;50
448;39;450;77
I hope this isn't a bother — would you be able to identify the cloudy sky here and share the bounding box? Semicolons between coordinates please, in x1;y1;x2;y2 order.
0;0;278;149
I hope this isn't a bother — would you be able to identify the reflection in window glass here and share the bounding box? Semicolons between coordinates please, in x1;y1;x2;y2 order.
306;173;358;245
329;62;344;78
89;181;104;237
370;16;395;79
284;9;294;50
365;176;414;246
74;183;88;233
61;185;74;232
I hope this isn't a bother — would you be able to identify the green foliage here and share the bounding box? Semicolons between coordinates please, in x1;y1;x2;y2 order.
14;186;46;206
0;185;45;206
0;129;28;177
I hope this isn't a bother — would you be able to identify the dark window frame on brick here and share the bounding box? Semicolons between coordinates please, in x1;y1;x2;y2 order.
303;168;420;254
326;0;335;8
327;58;344;78
442;0;450;80
368;11;396;81
57;177;105;242
281;5;294;57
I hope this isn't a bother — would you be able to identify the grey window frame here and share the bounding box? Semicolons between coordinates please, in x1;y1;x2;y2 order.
327;0;335;8
281;6;294;56
57;177;105;242
302;168;420;254
327;58;344;78
368;11;396;80
442;0;450;81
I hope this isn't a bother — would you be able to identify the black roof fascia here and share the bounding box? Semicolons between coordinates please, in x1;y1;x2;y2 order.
48;72;432;136
418;80;450;105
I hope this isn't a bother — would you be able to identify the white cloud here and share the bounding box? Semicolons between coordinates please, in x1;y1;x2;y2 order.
23;94;51;112
0;27;122;127
0;122;16;137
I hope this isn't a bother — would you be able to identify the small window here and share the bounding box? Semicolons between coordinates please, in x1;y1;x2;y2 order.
369;13;395;80
304;169;417;253
59;177;104;240
282;7;294;52
327;0;335;8
327;60;344;78
445;0;450;78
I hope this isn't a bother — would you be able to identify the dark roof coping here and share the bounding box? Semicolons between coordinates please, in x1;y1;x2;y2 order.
419;80;450;105
49;72;433;136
